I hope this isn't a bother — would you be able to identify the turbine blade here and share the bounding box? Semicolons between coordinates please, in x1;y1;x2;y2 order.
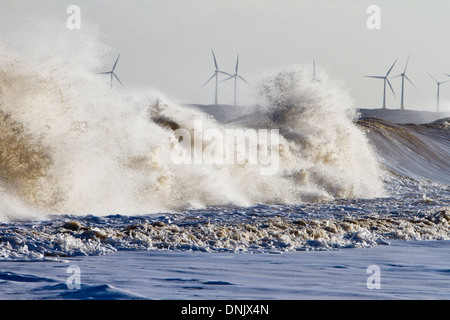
365;76;384;79
97;72;111;75
218;71;232;76
390;74;403;79
212;49;218;70
113;73;123;87
202;73;216;87
237;75;250;85
405;75;417;89
219;75;235;83
386;59;397;76
236;54;239;74
404;52;411;73
387;79;396;97
112;54;120;72
427;72;438;83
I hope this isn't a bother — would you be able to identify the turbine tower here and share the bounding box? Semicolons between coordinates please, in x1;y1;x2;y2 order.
391;53;417;110
202;49;231;105
365;59;397;109
220;54;250;106
427;72;450;112
312;59;321;83
98;54;123;88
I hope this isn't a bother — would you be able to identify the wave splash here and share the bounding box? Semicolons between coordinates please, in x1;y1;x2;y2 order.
0;44;385;220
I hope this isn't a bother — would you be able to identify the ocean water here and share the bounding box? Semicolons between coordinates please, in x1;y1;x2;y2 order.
0;23;449;300
0;240;449;300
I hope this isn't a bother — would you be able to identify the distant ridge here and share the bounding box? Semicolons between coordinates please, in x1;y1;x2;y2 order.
184;104;450;125
358;108;450;124
183;103;262;123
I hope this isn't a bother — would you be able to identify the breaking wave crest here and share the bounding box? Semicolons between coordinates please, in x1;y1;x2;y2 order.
0;43;386;220
358;117;450;185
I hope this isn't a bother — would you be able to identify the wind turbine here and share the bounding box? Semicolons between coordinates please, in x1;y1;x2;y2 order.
427;72;450;112
202;50;231;105
98;54;123;88
391;53;418;110
220;54;250;106
365;59;397;109
312;59;321;83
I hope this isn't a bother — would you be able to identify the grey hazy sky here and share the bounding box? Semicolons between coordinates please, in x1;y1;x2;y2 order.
2;0;450;111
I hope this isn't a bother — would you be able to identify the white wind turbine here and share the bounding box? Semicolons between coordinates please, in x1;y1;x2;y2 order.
98;54;123;88
220;54;250;106
202;50;231;105
365;59;397;109
427;72;450;112
391;53;418;110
